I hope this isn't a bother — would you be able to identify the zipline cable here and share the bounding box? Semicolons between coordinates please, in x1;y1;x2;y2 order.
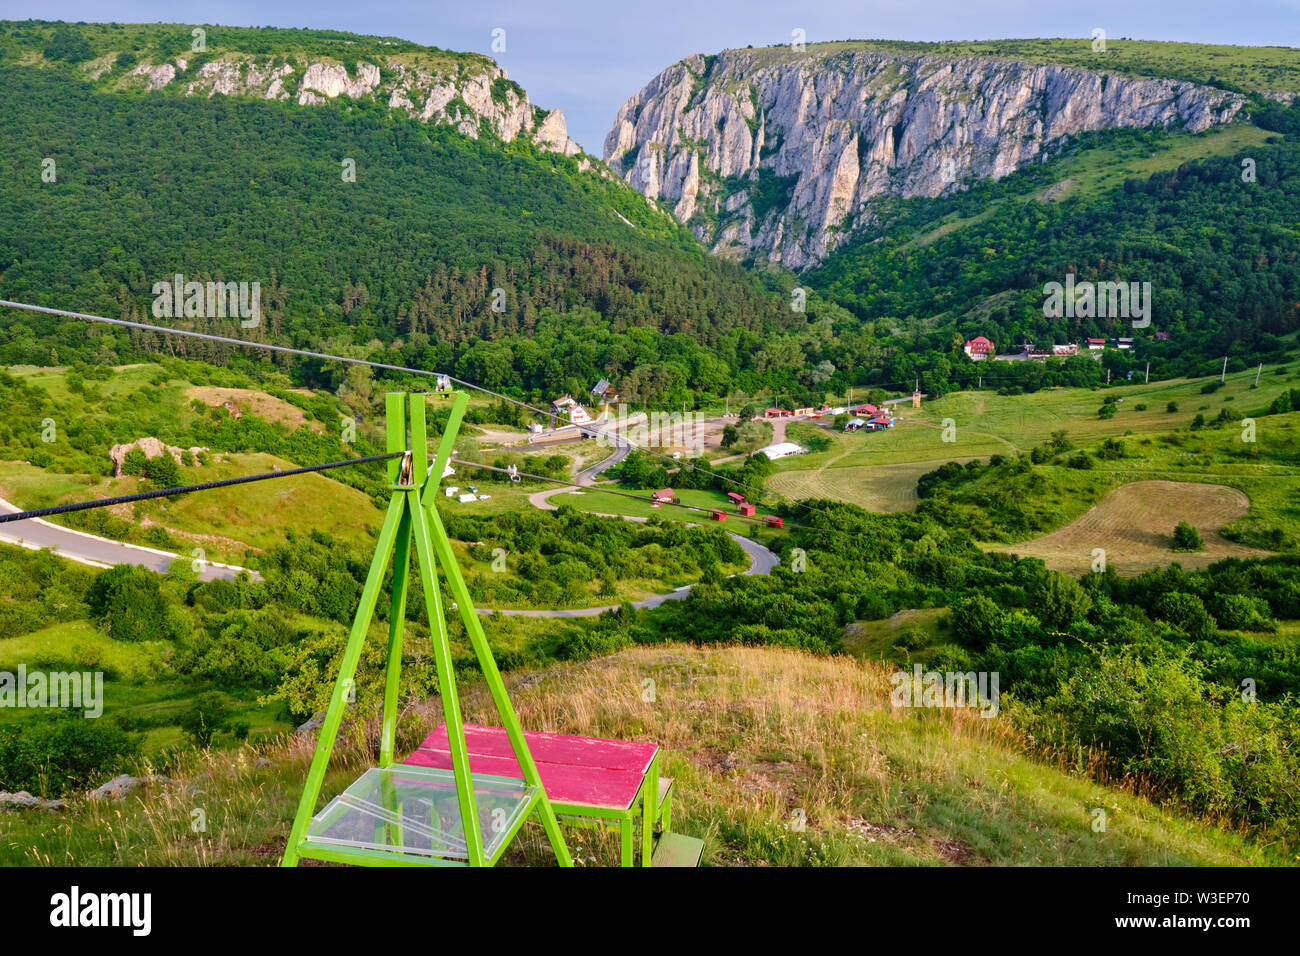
0;298;874;528
0;452;405;525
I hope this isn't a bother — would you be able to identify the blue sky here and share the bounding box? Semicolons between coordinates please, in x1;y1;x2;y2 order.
3;1;1298;152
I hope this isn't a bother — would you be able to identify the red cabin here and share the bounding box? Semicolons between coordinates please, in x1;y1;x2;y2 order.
710;509;727;522
726;492;747;505
764;515;783;528
738;503;756;516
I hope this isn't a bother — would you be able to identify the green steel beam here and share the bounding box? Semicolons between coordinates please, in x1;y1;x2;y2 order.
422;500;574;867
281;492;406;866
378;509;412;768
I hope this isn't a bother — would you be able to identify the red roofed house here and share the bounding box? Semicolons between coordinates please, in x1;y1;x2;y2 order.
651;488;676;504
963;336;995;361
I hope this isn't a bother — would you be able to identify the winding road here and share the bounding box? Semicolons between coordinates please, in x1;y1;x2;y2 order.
0;496;256;582
476;531;778;617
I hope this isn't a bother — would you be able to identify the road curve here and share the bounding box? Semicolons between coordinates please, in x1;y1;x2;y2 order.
0;496;257;582
475;531;778;617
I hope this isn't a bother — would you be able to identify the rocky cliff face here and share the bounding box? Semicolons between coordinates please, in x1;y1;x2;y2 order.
115;52;582;156
603;47;1246;268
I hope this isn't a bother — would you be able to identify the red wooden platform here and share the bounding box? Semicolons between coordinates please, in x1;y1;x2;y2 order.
404;723;658;811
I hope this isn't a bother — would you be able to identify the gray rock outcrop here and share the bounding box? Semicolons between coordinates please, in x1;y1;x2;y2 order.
603;47;1246;268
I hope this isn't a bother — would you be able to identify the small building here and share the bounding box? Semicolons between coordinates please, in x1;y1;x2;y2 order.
912;390;922;409
551;394;593;425
754;442;807;461
870;416;893;429
726;492;747;505
738;503;756;517
793;407;815;417
1117;337;1134;350
852;403;878;416
590;378;620;404
1087;338;1106;351
963;336;995;361
845;417;867;432
764;407;793;419
710;509;727;522
764;515;783;529
651;488;676;504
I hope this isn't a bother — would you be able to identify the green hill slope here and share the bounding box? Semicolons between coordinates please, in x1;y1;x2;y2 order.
0;21;810;406
2;645;1285;866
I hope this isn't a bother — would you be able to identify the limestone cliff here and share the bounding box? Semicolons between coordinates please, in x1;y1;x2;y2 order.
603;46;1246;268
112;51;582;156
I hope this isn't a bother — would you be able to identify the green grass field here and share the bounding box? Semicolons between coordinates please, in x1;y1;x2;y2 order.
765;365;1300;555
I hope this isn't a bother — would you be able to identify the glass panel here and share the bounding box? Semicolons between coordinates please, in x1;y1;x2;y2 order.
305;765;534;861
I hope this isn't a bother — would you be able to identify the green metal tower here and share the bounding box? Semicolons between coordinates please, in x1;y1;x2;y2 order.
281;390;571;867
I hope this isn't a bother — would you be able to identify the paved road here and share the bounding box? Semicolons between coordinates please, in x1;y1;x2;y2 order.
0;497;257;582
476;531;778;617
578;442;630;483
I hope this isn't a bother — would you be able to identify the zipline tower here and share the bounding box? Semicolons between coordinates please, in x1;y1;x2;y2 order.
282;391;571;867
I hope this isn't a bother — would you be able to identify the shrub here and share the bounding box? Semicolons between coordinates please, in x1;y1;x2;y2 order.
1152;591;1215;639
120;448;148;476
1211;593;1275;632
1166;401;1179;413
0;715;140;797
178;692;231;748
1172;521;1204;552
86;565;187;642
1028;571;1093;630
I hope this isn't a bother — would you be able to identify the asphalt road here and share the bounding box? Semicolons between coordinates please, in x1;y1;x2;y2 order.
476;531;778;617
0;496;256;581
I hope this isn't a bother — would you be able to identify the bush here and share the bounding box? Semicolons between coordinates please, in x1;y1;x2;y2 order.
1152;591;1215;639
86;565;187;642
1211;593;1275;632
120;448;148;477
0;715;140;797
1028;571;1093;630
1166;401;1179;413
178;692;231;748
1172;521;1204;552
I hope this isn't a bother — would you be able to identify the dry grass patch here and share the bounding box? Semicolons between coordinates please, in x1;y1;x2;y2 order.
1003;480;1270;575
186;386;323;433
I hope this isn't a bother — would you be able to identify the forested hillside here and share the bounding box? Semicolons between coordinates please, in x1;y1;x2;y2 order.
804;128;1300;394
0;23;832;407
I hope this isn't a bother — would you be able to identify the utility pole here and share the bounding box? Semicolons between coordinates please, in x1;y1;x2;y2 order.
1106;367;1111;386
1221;356;1228;383
1255;363;1263;387
1144;361;1150;384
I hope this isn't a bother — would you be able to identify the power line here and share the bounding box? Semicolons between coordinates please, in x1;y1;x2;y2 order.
0;452;404;525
